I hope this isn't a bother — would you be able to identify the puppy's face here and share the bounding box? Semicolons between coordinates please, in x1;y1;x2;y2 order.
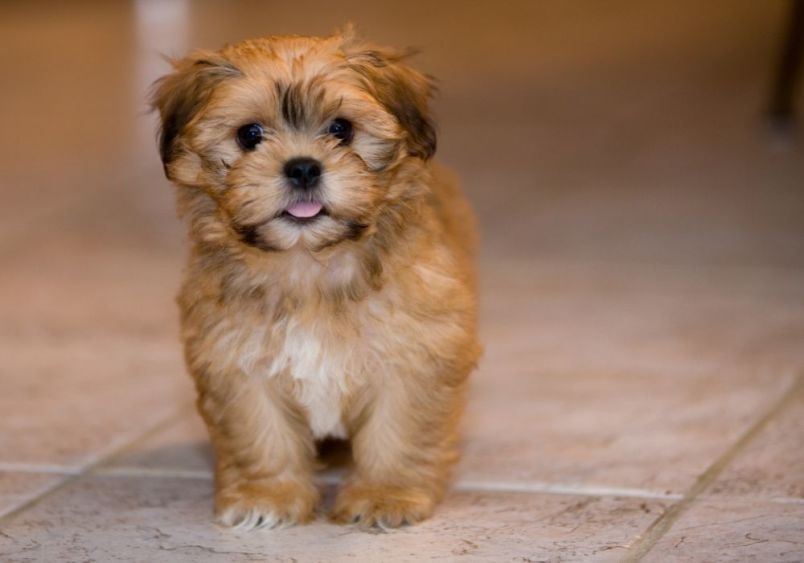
152;32;436;253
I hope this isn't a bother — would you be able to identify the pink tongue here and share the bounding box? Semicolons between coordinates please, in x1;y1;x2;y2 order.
286;201;323;218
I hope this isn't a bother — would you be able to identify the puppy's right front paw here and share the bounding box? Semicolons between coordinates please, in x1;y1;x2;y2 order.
215;480;319;531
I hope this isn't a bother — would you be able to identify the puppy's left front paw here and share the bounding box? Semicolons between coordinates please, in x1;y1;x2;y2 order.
330;483;436;529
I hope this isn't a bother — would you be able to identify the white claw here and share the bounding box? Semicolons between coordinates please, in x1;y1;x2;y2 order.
218;505;285;532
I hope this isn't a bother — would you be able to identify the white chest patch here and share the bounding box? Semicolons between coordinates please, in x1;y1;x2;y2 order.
250;318;353;439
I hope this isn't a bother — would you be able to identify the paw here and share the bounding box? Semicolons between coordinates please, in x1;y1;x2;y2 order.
330;483;436;529
215;480;319;531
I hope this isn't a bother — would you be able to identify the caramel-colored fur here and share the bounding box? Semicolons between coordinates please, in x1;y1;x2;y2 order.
151;28;480;530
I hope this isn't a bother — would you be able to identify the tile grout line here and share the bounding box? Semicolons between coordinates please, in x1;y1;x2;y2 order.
93;468;688;501
8;460;803;506
620;372;804;563
0;462;684;502
11;462;804;505
0;403;194;524
450;480;682;501
83;403;197;474
0;464;82;476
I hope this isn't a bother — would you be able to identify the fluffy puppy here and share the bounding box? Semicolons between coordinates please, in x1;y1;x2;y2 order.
151;27;480;530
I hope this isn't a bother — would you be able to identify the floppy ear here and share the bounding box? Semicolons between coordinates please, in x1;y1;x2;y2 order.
344;40;437;160
149;53;240;178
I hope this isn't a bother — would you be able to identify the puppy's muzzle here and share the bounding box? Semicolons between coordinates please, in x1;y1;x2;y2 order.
284;157;322;190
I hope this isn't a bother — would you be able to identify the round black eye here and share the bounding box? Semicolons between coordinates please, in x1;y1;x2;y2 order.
328;118;353;144
236;123;264;150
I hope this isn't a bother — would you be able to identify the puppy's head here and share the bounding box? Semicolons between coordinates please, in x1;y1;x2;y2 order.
151;28;436;253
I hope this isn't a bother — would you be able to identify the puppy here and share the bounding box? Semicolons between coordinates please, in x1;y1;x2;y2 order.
151;27;480;530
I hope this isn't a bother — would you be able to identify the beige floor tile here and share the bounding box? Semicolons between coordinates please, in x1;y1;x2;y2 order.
644;499;804;562
457;261;804;493
0;227;189;466
479;261;804;377
0;473;65;520
104;414;212;476
0;195;190;468
706;384;804;501
0;237;180;341
0;475;666;562
460;368;791;496
0;157;183;339
0;337;191;468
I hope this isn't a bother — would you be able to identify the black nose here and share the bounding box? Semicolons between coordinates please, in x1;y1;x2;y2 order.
283;157;322;189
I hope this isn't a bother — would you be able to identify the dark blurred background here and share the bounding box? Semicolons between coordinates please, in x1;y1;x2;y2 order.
1;1;801;269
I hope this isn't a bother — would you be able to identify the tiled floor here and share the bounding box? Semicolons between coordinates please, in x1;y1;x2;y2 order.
1;1;803;561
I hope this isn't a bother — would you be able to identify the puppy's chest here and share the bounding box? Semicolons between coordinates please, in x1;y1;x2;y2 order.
241;305;376;439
